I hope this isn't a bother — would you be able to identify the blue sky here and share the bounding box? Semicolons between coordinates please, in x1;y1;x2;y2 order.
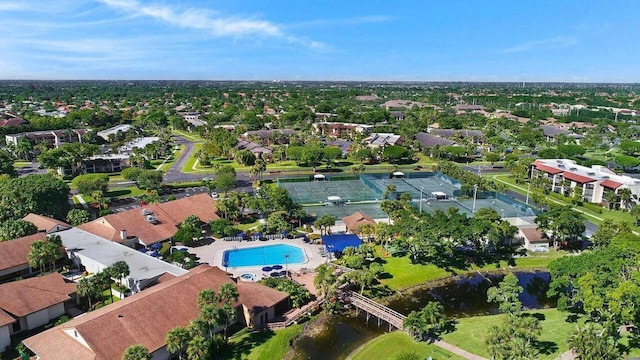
0;0;638;81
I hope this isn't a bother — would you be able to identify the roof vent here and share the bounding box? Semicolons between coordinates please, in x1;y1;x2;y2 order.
602;176;610;179
558;164;565;168
587;172;596;176
145;214;160;224
141;208;153;216
569;167;577;171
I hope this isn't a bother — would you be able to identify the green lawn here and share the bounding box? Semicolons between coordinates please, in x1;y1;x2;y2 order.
348;331;464;360
172;129;205;142
13;161;32;168
441;308;582;360
181;142;204;172
220;325;302;360
379;247;566;290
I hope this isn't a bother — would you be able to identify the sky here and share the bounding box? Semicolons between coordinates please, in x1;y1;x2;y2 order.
0;0;638;82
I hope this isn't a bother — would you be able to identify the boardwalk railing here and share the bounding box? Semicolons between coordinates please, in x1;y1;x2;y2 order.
344;290;406;330
264;297;325;330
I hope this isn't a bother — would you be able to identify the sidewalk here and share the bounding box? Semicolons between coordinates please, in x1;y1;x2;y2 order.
433;339;489;360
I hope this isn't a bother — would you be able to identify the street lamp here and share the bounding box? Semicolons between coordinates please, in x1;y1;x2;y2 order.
472;184;478;213
419;186;424;213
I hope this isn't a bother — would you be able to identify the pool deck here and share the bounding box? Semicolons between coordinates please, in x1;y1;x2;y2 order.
184;237;329;280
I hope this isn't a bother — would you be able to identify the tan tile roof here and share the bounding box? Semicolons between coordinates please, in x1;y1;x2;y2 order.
0;233;47;272
0;309;15;327
23;213;71;233
0;273;76;317
520;227;548;244
24;265;287;360
79;194;219;246
342;211;376;232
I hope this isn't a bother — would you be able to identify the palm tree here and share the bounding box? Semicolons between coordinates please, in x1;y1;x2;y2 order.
166;326;191;360
358;223;376;243
186;336;210;360
383;183;397;200
313;264;336;297
111;261;130;297
631;206;640;227
76;277;98;309
618;188;632;209
197;289;216;310
403;311;426;341
603;191;619;210
15;137;33;160
122;344;151;360
216;284;239;341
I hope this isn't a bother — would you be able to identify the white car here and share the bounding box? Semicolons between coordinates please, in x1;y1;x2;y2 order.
211;192;219;199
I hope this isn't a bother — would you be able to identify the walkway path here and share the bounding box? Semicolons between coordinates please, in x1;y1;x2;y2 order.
432;340;489;360
74;194;89;209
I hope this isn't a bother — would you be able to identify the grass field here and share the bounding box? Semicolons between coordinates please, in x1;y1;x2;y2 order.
348;331;464;360
13;161;32;168
441;308;581;360
378;246;566;290
220;325;302;360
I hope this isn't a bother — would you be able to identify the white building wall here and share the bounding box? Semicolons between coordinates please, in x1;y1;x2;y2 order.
46;303;65;322
0;325;11;352
26;308;51;330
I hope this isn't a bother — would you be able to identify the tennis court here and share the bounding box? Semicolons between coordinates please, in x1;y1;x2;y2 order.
280;180;379;204
278;172;537;220
303;202;388;219
415;197;536;217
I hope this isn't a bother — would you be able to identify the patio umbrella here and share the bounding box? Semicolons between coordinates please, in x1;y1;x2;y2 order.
262;266;273;272
150;250;161;257
238;232;247;238
270;272;281;277
137;248;147;252
272;265;283;270
150;243;162;250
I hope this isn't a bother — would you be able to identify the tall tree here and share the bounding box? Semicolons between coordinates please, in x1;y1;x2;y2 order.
166;326;190;360
0;219;38;241
121;344;151;360
0;174;70;221
487;273;523;315
567;323;622;360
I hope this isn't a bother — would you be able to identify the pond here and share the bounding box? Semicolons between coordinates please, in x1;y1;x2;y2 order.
290;313;386;360
385;270;555;317
291;271;554;360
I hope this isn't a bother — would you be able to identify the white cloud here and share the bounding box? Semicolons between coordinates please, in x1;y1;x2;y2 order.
498;36;579;54
288;15;395;29
101;0;283;38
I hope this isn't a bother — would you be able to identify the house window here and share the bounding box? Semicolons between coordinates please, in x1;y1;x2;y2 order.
12;321;21;333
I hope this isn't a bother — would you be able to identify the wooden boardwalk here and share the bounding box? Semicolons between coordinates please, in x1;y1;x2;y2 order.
344;290;406;330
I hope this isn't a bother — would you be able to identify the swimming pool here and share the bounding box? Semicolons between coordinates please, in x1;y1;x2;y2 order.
223;244;306;268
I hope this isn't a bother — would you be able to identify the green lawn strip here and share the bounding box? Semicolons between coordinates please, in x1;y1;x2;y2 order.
441;308;582;360
349;331;464;360
181;142;204;173
237;220;260;231
13;161;32;168
379;248;566;291
220;325;302;360
172;129;205;142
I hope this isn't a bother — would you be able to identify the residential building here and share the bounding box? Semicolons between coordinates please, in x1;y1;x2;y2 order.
0;117;28;127
363;133;403;148
430;129;484;143
312;122;374;139
79;193;220;247
57;227;188;293
24;265;288;360
506;217;549;252
0;273;76;347
532;159;640;207
23;213;71;234
242;129;295;145
5;129;87;148
117;137;160;155
415;132;456;148
235;139;273;159
179;112;206;127
0;233;47;281
0;309;13;352
96;124;133;141
540;125;584;143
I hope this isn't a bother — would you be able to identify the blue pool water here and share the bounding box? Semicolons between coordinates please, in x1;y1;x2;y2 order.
223;244;306;268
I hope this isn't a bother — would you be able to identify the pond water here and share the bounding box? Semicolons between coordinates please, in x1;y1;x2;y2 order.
386;270;555;317
290;313;386;360
291;271;554;360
